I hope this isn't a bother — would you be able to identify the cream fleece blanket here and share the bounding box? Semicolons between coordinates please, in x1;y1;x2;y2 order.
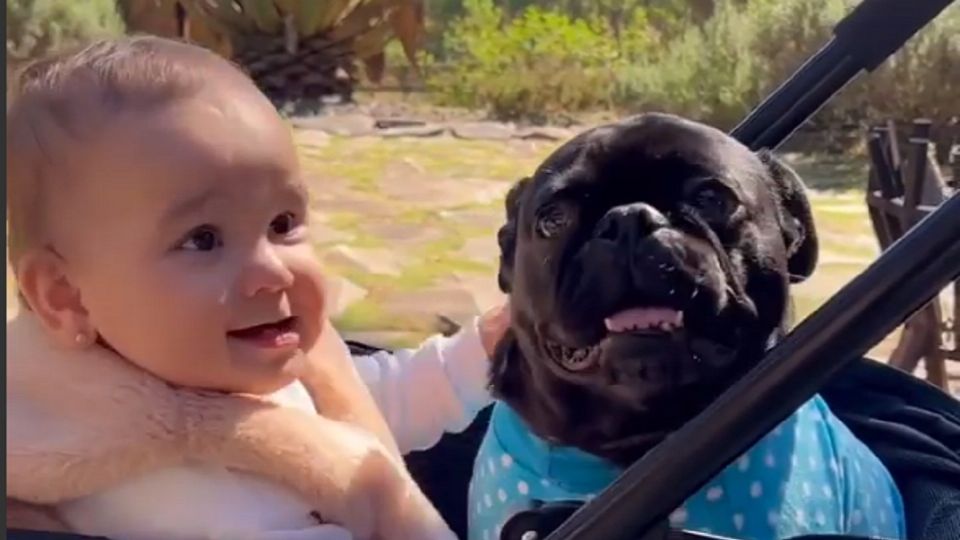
5;312;454;540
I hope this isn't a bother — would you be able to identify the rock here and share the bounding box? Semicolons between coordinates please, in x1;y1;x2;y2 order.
362;220;448;246
380;124;447;138
309;220;354;245
504;138;554;157
449;272;506;314
384;158;426;177
381;287;481;326
379;177;512;209
375;118;428;129
457;235;501;267
450;122;516;141
311;192;395;219
322;245;405;277
295;129;331;148
326;275;369;318
440;208;506;232
516;126;576;141
292;113;376;137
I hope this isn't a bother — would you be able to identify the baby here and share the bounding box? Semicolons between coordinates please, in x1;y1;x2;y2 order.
6;36;504;540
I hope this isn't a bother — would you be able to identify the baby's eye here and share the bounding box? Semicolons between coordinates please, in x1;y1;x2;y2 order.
178;225;223;252
270;212;301;237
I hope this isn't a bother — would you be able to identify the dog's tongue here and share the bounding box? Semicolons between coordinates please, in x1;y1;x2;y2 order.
604;307;683;332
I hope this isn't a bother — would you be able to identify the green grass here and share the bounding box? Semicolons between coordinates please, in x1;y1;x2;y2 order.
302;136;884;347
323;212;385;249
327;230;493;297
337;299;400;332
1;128;905;361
5;134;890;354
302;135;558;190
791;156;871;192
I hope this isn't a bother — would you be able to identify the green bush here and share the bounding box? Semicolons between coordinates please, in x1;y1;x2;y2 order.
853;5;959;125
615;1;766;128
7;0;125;65
738;0;959;129
425;0;647;122
427;0;959;130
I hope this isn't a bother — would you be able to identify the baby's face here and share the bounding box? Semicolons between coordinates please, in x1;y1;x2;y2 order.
48;80;325;394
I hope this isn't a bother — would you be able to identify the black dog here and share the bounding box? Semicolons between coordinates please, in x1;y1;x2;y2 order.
491;112;818;467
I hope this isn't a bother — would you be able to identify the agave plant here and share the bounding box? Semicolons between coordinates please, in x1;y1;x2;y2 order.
119;0;425;108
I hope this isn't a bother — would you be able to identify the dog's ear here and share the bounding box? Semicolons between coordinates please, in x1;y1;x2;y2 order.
757;150;818;283
497;177;532;293
488;329;526;402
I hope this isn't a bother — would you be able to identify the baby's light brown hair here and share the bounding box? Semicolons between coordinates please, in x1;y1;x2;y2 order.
6;35;245;269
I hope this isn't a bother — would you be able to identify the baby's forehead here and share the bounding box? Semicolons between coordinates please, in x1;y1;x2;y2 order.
48;95;304;228
7;36;297;262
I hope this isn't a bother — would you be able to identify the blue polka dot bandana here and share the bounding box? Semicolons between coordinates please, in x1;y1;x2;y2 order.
468;396;906;540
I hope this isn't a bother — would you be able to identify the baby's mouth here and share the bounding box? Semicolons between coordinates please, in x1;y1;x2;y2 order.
227;316;301;348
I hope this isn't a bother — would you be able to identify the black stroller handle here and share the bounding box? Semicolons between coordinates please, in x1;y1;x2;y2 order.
544;0;959;539
731;0;956;151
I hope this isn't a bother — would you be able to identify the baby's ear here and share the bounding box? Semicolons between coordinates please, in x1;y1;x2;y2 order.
497;177;532;293
15;249;96;349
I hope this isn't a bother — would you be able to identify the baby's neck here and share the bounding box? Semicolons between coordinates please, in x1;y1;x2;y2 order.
264;379;316;412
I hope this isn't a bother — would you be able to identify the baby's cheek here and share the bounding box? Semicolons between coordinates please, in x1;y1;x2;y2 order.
288;255;328;345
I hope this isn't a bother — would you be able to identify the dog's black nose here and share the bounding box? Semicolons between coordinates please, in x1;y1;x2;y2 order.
594;202;669;243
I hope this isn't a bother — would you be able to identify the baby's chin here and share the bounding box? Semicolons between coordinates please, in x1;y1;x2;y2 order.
133;348;308;397
225;349;309;396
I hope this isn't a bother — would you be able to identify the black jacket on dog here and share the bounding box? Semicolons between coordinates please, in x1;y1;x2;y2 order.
822;360;960;540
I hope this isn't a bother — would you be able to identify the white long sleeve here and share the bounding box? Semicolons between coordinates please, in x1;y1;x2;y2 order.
352;318;495;455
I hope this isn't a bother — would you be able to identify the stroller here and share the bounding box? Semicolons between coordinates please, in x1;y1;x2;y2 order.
9;0;959;539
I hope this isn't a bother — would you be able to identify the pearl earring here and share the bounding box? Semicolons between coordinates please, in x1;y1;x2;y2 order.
75;333;88;346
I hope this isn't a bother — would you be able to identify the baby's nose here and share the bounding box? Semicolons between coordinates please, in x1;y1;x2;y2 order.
240;242;294;297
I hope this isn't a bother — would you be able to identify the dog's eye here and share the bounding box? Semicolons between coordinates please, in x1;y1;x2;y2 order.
690;182;738;221
535;204;572;239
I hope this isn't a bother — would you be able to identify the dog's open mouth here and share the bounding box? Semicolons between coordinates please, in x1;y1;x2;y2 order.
546;306;684;372
604;307;683;333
